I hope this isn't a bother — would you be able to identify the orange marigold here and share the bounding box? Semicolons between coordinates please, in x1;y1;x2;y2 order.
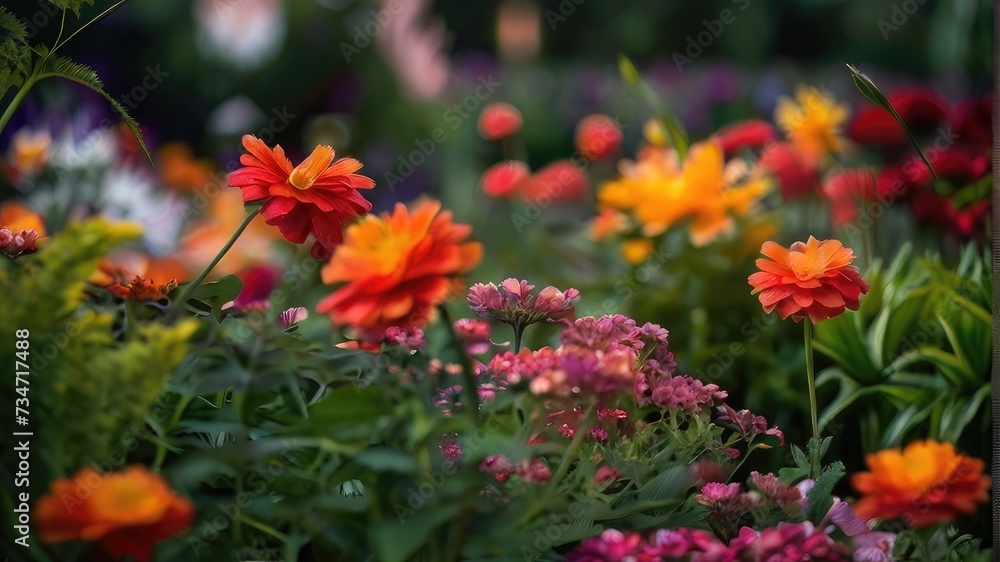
317;199;482;339
35;466;194;562
851;440;990;528
748;236;869;323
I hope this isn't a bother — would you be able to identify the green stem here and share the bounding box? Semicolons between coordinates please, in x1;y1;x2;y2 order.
151;394;194;471
438;304;481;427
519;400;596;525
513;325;523;353
239;514;288;542
170;204;261;317
51;0;131;53
0;74;38;135
804;319;819;442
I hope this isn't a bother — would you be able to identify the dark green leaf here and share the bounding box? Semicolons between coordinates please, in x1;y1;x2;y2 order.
0;8;31;97
846;64;936;180
805;461;844;524
50;0;96;16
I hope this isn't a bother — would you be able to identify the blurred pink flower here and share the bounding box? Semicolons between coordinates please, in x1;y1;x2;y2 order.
375;0;450;100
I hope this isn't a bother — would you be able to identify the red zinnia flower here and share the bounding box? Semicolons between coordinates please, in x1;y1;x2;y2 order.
714;119;777;157
748;237;869;323
227;135;375;259
759;141;817;200
478;102;523;141
575;114;624;161
519;160;589;203
821;169;877;228
480;160;529;198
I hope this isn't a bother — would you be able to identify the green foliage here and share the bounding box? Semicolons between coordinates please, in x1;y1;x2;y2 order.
0;219;197;478
804;461;844;524
170;274;244;321
49;0;96;16
813;244;991;449
0;7;31;97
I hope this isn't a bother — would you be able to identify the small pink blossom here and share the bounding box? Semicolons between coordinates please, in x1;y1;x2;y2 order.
594;466;621;486
278;307;308;327
0;227;40;259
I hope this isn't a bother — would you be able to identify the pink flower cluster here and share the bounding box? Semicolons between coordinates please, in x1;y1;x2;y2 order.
453;318;492;354
716;403;785;445
467;278;579;328
635;373;728;413
478;314;684;398
565;523;855;561
477;454;550;484
0;227;39;259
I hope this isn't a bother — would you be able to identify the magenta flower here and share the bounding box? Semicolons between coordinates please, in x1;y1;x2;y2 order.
278;307;309;328
479;454;513;482
439;437;463;462
636;373;728;413
697;482;743;505
594;466;621;486
564;529;650;562
716;403;785;445
467;278;579;349
750;471;805;513
514;458;551;484
383;326;425;349
734;522;851;562
0;227;39;259
852;532;895;562
453;318;492;354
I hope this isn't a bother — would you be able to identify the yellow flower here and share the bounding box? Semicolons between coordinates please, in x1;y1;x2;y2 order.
642;118;668;147
621;239;653;264
597;142;770;246
8;129;51;175
774;86;849;159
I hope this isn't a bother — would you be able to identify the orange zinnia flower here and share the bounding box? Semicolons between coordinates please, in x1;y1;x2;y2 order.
317;199;482;339
851;440;990;528
748;236;869;323
228;134;375;259
36;466;194;562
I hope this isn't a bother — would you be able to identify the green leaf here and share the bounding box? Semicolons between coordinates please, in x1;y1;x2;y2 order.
0;7;31;97
50;0;96;16
938;385;990;443
169;274;244;321
371;504;460;562
38;56;152;164
814;314;881;384
846;64;936;180
618;54;689;160
353;447;419;475
805;461;844;524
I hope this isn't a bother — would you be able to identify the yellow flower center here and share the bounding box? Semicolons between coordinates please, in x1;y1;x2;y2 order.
288;145;335;190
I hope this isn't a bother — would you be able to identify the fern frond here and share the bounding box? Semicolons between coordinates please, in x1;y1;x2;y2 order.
40;56;152;164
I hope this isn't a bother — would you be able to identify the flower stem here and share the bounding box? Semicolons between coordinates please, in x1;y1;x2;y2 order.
804;319;819;442
170;204;261;317
0;74;38;136
518;399;596;526
513;324;524;353
438;304;480;428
